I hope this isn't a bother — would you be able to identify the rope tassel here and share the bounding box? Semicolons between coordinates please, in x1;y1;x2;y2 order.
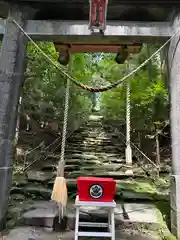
51;56;72;222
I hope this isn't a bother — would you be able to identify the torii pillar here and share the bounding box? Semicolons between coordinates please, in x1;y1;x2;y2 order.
169;13;180;238
0;5;27;226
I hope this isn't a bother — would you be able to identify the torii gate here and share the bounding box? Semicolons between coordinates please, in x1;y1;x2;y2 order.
0;2;179;237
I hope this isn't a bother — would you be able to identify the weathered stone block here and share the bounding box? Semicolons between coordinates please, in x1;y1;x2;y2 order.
22;201;67;231
170;175;180;237
0;4;27;225
27;170;54;182
0;168;12;228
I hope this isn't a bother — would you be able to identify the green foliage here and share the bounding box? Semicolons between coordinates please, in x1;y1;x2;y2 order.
100;45;169;131
22;42;93;130
20;42;168;134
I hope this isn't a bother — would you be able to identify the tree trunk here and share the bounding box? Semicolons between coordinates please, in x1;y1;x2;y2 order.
155;130;161;168
146;44;152;81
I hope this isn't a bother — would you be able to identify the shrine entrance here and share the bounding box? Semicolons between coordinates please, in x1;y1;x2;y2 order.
0;1;179;238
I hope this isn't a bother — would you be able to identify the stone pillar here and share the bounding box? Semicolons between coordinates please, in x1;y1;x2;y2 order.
0;5;27;226
168;13;180;238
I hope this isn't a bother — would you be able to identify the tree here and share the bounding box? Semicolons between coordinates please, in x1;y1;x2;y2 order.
21;42;93;133
99;44;169;132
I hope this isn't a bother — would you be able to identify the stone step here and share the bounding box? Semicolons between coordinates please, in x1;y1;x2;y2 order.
66;142;121;148
66;140;85;145
41;163;125;173
65;153;99;160
24;158;104;171
66;141;123;146
27;166;135;183
64;156;122;164
65;145;119;150
65;150;123;156
10;201;168;240
41;160;147;174
65;159;102;165
77;163;125;171
85;123;103;127
66;141;117;146
68;132;121;139
66;202;163;231
11;185;52;199
70;141;115;146
67;132;112;137
34;154;125;164
64;149;84;154
27;170;54;182
27;159;155;178
65;170;144;179
66;137;120;142
65;153;124;160
3;226;162;240
10;178;168;203
25;155;125;171
65;147;122;154
83;151;123;157
70;146;123;150
41;164;80;171
65;160;125;168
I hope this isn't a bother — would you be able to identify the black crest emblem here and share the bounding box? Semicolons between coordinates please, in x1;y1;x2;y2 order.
89;184;103;199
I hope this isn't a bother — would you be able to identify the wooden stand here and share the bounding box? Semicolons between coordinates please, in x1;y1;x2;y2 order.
74;195;116;240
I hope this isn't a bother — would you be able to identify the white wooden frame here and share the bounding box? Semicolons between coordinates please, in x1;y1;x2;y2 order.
74;195;116;240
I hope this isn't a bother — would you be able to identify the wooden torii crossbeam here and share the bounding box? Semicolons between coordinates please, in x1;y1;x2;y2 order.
54;43;142;53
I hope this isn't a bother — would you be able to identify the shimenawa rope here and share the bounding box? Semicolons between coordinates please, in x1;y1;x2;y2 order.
11;18;179;92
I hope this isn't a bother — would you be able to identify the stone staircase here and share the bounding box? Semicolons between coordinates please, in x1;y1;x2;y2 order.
64;114;126;179
5;114;173;239
43;113;155;185
11;113;167;203
20;114;130;200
